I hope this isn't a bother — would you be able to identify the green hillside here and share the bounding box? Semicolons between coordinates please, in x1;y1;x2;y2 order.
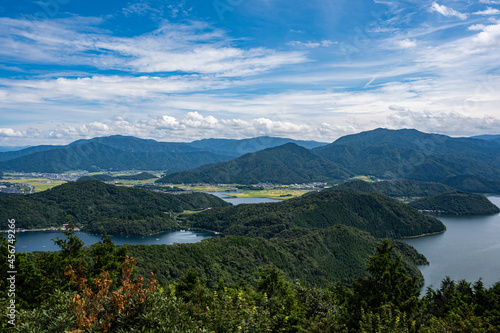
157;143;352;184
129;226;426;288
337;179;456;197
0;180;230;236
409;191;500;215
183;188;446;239
77;172;157;182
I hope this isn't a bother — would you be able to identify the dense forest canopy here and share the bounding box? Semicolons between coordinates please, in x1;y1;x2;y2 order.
0;180;230;236
2;231;499;332
409;191;500;215
184;188;446;239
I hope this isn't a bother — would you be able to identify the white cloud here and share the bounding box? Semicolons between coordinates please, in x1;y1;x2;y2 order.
0;128;24;137
430;2;468;20
387;109;500;136
35;112;352;143
480;0;500;4
395;38;417;49
474;8;500;15
287;40;337;48
0;18;308;77
0;74;244;103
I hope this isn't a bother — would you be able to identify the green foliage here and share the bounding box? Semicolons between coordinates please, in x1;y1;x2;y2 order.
0;180;230;236
423;277;500;330
337;179;456;198
185;188;445;239
4;234;500;332
157;143;352;185
78;172;157;182
409;192;500;215
128;226;425;289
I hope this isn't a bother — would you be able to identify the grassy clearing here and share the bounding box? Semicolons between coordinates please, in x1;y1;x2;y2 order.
347;175;378;182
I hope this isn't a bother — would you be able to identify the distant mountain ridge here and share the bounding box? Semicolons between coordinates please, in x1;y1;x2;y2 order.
3;129;500;190
0;135;326;173
157;143;352;184
313;128;500;182
188;136;326;156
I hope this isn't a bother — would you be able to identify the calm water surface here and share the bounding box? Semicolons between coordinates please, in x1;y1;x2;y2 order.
404;196;500;291
10;230;217;253
208;192;282;205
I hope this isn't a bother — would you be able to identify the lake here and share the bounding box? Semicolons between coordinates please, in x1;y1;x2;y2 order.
404;196;500;292
10;230;218;253
208;192;283;205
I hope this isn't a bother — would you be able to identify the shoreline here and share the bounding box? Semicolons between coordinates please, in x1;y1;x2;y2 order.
1;227;80;233
401;229;446;239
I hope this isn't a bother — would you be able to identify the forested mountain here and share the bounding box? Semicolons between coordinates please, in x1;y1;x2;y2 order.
0;141;230;173
0;144;64;162
471;134;500;143
337;179;456;198
0;180;230;236
408;191;500;215
0;135;327;172
188;136;326;156
157;143;352;184
184;188;445;239
130;226;426;288
313;128;500;182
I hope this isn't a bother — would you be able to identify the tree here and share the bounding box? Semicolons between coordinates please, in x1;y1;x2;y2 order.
346;239;422;331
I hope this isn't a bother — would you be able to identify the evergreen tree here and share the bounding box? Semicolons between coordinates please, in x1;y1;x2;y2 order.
346;239;422;331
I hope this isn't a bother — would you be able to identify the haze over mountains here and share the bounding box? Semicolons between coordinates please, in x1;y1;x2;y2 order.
2;129;500;189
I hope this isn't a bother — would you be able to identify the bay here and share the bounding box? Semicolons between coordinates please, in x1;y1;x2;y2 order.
404;196;500;292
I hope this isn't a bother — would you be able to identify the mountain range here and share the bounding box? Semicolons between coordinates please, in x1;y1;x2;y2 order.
0;135;326;173
3;129;500;190
313;128;500;182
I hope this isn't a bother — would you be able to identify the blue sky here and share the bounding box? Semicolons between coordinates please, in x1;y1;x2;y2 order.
1;0;500;145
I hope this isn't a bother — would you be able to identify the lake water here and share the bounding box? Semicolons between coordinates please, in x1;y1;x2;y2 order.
208;192;283;205
404;196;500;292
9;230;218;253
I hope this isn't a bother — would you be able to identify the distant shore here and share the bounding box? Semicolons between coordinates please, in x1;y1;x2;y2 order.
1;227;80;233
401;229;446;239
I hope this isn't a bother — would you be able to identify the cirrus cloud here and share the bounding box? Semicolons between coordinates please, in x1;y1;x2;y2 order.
430;2;468;20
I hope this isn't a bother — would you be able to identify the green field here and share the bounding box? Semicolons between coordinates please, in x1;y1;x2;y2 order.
3;173;315;199
4;178;67;192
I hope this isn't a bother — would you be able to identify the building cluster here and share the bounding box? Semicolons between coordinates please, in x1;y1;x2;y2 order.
13;172;82;182
0;182;31;194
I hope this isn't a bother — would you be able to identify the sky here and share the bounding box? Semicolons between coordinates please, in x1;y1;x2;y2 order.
0;0;500;146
